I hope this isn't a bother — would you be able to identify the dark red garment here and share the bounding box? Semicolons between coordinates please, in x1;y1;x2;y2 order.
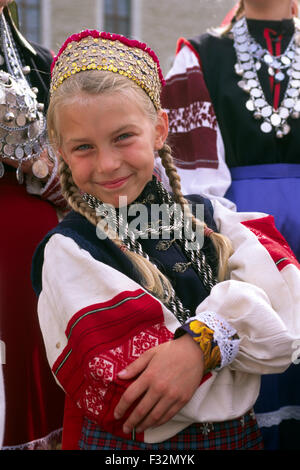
0;168;65;448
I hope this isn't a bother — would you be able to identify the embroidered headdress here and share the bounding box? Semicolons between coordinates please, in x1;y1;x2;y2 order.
50;30;165;110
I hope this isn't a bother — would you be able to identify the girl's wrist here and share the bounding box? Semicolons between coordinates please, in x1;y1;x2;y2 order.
175;321;221;374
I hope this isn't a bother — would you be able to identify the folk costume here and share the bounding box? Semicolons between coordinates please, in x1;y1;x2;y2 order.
158;12;300;450
31;30;300;451
0;6;65;449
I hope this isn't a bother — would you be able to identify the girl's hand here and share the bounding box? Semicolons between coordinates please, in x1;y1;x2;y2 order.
114;334;204;434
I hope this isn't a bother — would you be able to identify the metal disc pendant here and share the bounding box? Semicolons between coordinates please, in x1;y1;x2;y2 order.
244;71;256;79
172;262;192;273
240;53;250;62
237;43;248;53
294;100;300;112
271;113;281;127
16;113;27;127
291;79;300;88
248;79;259;88
15;146;24;160
268;67;275;77
287;88;298;97
246;100;255;111
281;55;291;66
242;62;252;71
283;98;295;108
264;54;273;64
261;122;272;133
255;98;267;108
3;144;14;156
279;107;289;119
32;159;49;179
250;88;262;98
262;106;272;118
275;71;285;82
16;166;24;184
0;161;4;178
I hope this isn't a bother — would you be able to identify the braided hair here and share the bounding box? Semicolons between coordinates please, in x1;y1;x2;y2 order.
47;70;233;321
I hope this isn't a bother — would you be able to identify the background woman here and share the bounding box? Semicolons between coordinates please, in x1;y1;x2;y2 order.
158;0;300;450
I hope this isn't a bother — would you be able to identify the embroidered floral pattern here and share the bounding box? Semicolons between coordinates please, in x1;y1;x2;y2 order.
77;323;173;422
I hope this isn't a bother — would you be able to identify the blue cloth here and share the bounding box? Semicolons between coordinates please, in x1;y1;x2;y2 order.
226;163;300;260
226;163;300;450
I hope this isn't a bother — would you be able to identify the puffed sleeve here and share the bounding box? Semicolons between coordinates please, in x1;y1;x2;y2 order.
189;200;300;375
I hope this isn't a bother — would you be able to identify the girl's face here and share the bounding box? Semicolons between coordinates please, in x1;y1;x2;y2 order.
58;92;168;207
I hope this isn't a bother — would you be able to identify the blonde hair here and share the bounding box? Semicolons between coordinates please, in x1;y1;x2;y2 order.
211;0;244;37
47;70;233;306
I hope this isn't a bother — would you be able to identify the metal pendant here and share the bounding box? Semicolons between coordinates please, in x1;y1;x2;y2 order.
233;16;300;138
270;113;281;127
264;54;273;65
261;122;272;133
16;165;23;184
261;106;272;118
3;143;14;156
279;107;289;119
15;146;24;160
275;71;285;82
156;240;174;251
16;113;27;127
172;262;192;273
281;55;291;66
32;159;49;179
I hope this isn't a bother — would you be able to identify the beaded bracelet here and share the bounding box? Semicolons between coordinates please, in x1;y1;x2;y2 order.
175;320;221;374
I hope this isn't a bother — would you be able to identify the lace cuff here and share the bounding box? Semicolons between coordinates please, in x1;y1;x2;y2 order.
175;311;240;372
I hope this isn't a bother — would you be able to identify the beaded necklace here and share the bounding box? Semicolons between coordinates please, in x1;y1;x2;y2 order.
232;16;300;137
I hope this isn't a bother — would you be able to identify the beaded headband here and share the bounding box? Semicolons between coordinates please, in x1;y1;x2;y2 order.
50;30;165;110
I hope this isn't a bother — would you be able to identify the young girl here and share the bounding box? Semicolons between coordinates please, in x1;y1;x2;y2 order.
31;29;300;451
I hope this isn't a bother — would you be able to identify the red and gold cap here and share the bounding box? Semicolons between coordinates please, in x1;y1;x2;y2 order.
50;30;165;110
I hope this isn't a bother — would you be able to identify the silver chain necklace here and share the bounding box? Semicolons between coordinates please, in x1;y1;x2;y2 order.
232;16;300;137
82;179;218;323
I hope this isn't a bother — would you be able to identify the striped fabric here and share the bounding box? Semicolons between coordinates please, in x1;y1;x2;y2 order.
78;410;263;450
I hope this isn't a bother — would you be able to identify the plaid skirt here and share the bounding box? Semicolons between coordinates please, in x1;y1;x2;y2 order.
78;409;263;450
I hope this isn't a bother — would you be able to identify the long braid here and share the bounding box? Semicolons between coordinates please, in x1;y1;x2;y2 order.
58;157;192;322
158;143;233;281
58;159;99;226
221;0;244;36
